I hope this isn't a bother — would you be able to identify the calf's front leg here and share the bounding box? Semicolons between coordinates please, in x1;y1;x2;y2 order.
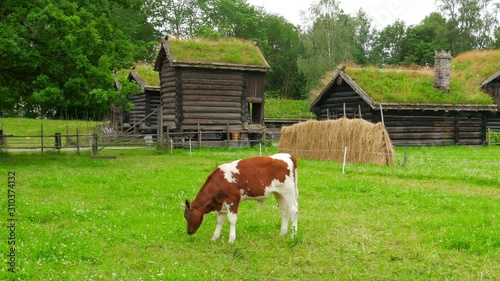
212;211;227;241
227;211;238;243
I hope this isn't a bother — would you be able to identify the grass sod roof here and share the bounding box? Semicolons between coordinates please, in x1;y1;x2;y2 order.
115;64;160;87
311;49;499;106
167;37;269;67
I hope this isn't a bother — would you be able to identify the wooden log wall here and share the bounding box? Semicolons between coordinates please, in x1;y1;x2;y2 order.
127;93;147;125
380;111;488;146
317;102;495;146
177;68;245;131
456;114;483;145
486;113;500;130
383;113;455;146
314;87;373;120
144;90;161;127
160;61;177;129
125;91;161;130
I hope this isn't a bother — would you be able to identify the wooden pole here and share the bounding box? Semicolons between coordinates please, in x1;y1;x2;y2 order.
488;128;492;146
198;123;201;148
76;128;80;155
92;133;98;155
327;108;330;120
41;124;44;154
343;103;346;117
342;147;348;174
189;138;192;157
226;123;230;148
166;126;170;153
157;105;163;150
379;104;385;127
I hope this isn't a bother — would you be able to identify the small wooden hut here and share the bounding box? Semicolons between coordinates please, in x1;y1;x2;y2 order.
482;71;500;108
310;50;500;146
481;71;500;131
123;68;161;134
154;36;270;141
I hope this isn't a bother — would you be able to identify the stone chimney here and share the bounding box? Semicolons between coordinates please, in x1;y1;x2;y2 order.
434;50;452;91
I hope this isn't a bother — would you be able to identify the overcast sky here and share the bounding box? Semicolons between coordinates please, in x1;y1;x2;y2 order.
246;0;438;30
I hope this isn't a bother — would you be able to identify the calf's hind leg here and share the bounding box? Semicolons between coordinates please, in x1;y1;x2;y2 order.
284;193;298;237
274;193;289;235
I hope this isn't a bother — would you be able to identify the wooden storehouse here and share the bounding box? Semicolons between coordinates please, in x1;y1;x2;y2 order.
123;68;161;134
310;50;500;146
154;36;270;140
481;71;500;108
481;71;500;133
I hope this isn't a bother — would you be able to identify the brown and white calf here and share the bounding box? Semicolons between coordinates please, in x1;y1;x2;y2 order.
184;153;298;243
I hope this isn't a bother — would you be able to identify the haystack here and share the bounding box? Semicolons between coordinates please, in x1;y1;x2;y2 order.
278;118;394;165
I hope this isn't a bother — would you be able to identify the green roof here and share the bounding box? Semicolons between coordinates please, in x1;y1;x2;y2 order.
168;37;268;67
132;64;160;86
115;64;160;87
315;49;499;106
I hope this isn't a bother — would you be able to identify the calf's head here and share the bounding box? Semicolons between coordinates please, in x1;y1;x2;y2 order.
184;200;204;235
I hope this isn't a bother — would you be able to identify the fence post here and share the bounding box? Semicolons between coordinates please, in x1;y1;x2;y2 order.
66;124;69;145
76;128;80;155
55;133;62;151
342;147;348;174
92;133;98;155
41;124;44;154
226;123;229;148
198;123;201;149
166;126;170;153
157;105;164;150
379;104;385;128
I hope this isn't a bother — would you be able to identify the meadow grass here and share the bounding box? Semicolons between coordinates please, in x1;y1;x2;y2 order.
264;98;313;119
0;118;101;137
0;146;499;280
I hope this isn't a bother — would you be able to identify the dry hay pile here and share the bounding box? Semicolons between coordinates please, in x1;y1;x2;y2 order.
278;118;394;165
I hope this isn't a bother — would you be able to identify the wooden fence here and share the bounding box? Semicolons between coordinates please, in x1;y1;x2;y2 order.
0;125;272;155
487;128;500;146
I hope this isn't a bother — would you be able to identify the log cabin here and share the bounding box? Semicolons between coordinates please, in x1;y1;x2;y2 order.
154;36;270;142
310;50;500;146
123;67;161;134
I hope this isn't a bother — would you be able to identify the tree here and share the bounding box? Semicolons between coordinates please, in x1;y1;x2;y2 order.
400;13;451;65
0;0;154;118
143;0;202;36
436;0;500;52
299;0;357;90
198;0;265;40
352;9;377;65
370;20;407;65
259;14;304;99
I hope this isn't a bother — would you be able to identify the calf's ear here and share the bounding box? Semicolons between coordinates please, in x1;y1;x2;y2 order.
185;200;191;210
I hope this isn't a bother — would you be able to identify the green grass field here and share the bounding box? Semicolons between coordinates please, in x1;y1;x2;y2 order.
1;146;499;280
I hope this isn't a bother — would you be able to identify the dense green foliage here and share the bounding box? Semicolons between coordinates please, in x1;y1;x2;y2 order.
1;146;499;279
0;0;155;119
1;0;498;119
